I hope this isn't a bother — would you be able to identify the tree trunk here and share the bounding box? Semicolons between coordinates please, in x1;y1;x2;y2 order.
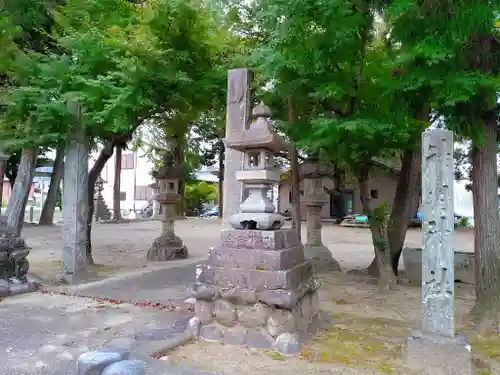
173;137;185;217
6;148;38;236
367;146;422;277
470;112;500;331
332;163;346;223
39;145;64;225
86;143;114;262
358;163;396;291
218;140;224;218
113;145;122;221
288;97;301;240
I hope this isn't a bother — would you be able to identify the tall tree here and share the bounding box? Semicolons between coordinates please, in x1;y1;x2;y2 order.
39;144;64;225
387;0;500;327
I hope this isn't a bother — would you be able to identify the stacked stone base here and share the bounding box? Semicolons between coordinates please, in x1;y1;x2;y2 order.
190;281;319;354
189;228;320;355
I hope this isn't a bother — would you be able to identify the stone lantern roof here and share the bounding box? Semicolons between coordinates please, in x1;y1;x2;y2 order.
226;102;285;153
153;151;183;180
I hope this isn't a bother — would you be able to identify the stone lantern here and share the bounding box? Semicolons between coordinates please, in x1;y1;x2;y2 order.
93;176;111;221
189;103;320;355
148;181;161;219
300;158;341;272
146;151;188;261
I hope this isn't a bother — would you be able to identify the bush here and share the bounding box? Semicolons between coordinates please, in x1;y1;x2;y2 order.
184;181;217;211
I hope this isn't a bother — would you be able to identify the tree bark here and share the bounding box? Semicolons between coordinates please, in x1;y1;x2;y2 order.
112;145;122;221
470;112;500;331
367;146;422;277
6;148;38;236
218;139;224;218
172;136;186;217
288;97;301;240
86;143;114;262
358;163;396;291
39;145;64;225
332;163;346;223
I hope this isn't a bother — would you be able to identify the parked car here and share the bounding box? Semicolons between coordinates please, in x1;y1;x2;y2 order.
410;211;462;227
201;206;219;217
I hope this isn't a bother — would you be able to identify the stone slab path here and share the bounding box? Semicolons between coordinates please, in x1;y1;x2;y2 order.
0;292;212;375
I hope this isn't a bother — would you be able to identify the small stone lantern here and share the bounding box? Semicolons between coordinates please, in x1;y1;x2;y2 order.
300;158;341;272
146;151;188;261
148;181;161;218
94;176;111;221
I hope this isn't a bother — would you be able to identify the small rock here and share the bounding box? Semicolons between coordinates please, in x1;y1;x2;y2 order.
184;297;196;305
195;300;214;323
246;329;274;349
76;350;126;375
213;299;237;327
200;324;222;342
237;303;269;328
222;326;247;345
105;337;138;351
267;310;296;337
102;359;147;375
274;332;301;355
220;288;257;305
192;283;219;301
187;317;201;337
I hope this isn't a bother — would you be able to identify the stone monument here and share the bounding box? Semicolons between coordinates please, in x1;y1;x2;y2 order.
222;69;252;229
300;157;341;273
0;215;37;297
62;99;88;283
146;151;188;261
189;103;320;355
94;176;111;221
406;129;472;375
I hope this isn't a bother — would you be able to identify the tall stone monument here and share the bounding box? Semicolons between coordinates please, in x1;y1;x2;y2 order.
93;176;111;221
406;129;472;375
301;158;341;273
62;100;88;283
149;181;161;219
146;151;188;261
222;69;252;228
189;103;319;355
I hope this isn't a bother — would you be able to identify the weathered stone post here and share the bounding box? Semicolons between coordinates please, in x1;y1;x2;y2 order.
146;152;188;261
0;148;9;214
406;129;472;375
189;103;320;355
62;99;88;283
149;181;161;219
93;176;111;222
222;69;252;228
301;158;341;273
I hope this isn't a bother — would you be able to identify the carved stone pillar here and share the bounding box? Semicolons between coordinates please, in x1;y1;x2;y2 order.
149;181;161;219
301;160;341;273
406;129;472;375
146;152;188;261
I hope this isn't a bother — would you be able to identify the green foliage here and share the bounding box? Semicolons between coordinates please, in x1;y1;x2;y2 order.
1;0;230;149
385;0;499;138
184;180;217;211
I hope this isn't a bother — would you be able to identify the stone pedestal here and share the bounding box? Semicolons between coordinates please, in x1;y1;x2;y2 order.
146;152;188;261
190;103;320;355
406;129;471;374
301;161;341;273
0;215;38;296
94;176;111;222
